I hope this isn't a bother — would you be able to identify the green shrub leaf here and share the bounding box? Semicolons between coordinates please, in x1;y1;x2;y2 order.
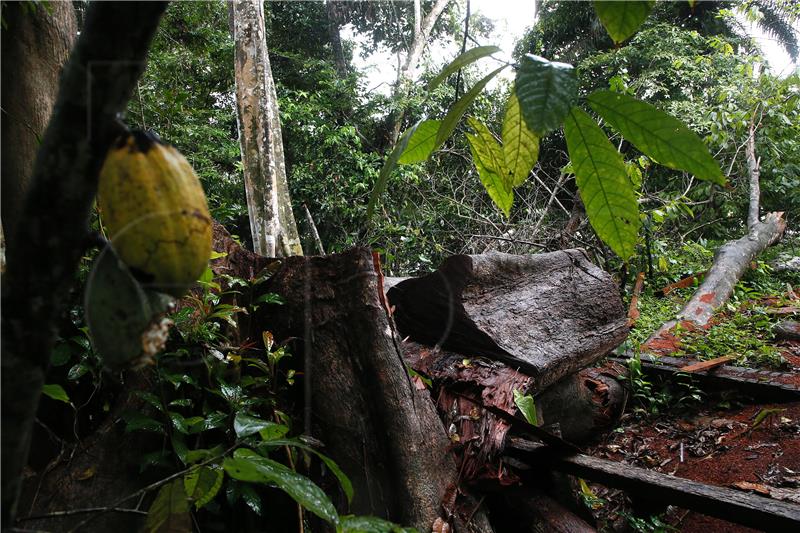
467;127;513;217
564;107;640;259
435;66;507;149
184;466;224;509
593;1;655;44
427;45;501;91
144;479;191;533
515;55;577;136
224;448;338;524
587;90;725;185
398;120;441;164
234;413;273;438
339;515;418;532
367;120;422;219
513;389;538;426
41;384;70;404
502;89;540;187
467;117;508;179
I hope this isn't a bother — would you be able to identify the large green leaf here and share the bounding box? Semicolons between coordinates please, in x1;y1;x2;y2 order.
502;89;540;187
233;413;273;438
427;45;501;91
339;515;418;532
184;466;223;509
224;448;339;524
588;90;725;185
41;384;70;404
467;131;513;217
515;55;577;136
564;107;640;260
513;389;538;426
397;120;441;164
144;479;191;533
259;438;353;504
593;1;655;44
467;117;508;179
435;66;507;149
366;120;422;219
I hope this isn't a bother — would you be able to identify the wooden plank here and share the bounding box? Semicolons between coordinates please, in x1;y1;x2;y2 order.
507;437;800;531
609;355;800;402
679;355;735;373
627;271;646;327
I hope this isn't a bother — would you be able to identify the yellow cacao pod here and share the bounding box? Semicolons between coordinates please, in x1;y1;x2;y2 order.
97;131;212;296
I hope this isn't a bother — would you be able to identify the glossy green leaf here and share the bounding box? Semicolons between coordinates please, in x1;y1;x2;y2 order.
41;384;70;404
367;120;422;219
467;131;513;217
588;90;725;185
259;438;353;504
515;55;577;136
467;117;508;179
435;66;507;148
144;479;191;533
234;413;273;438
122;411;164;433
184;466;223;509
398;120;441;164
593;1;655;44
339;515;418;532
224;448;338;524
258;423;289;441
427;45;501;91
502;89;540;187
513;389;538;426
564;107;640;259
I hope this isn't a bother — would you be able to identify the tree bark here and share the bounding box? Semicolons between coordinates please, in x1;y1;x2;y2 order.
0;2;168;525
231;0;303;258
324;0;349;77
1;1;76;241
252;249;474;530
386;250;629;391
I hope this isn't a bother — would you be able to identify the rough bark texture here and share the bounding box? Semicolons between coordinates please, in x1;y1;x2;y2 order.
1;1;76;241
387;250;629;392
231;0;303;258
253;249;461;530
324;0;349;77
0;2;168;524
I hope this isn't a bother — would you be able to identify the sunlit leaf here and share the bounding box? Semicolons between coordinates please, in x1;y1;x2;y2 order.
427;45;501;91
467;117;508;179
587;90;726;185
502;89;540;187
513;389;538;425
144;479;191;533
466;130;513;217
367;120;422;219
224;448;338;524
593;1;655;44
398;120;441;164
41;384;70;404
184;466;224;509
515;55;576;136
564;107;640;259
435;66;507;148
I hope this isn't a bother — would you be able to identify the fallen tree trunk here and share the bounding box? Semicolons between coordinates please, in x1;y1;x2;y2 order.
386;250;629;392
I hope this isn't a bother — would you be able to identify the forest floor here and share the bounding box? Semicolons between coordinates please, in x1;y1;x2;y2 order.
577;259;800;532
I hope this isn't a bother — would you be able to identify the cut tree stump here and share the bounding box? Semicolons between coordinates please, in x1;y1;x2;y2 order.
386;250;629;392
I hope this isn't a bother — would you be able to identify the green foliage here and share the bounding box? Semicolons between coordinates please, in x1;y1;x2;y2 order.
502;89;540;187
427;45;501;91
593;1;655;44
398;120;441;164
515;54;577;136
466;118;514;216
145;479;191;533
587;90;726;185
41;384;70;404
564;106;640;259
512;389;538;425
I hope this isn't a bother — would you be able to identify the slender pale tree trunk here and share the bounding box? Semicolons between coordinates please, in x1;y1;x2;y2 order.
1;1;77;243
325;0;349;77
230;0;303;257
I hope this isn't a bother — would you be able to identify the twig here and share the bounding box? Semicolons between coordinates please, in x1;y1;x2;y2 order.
302;203;325;255
19;507;147;522
470;234;546;249
453;0;471;103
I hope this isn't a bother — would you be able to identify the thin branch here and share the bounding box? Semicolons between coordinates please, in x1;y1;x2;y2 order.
470;234;547;249
19;507;147;522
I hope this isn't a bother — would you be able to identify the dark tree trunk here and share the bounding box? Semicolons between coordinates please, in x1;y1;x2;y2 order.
1;1;76;241
253;249;480;530
386;250;629;392
1;2;168;524
324;0;349;77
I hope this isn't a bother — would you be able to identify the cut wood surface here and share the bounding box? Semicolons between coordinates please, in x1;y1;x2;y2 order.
506;437;800;532
679;355;736;373
387;250;629;392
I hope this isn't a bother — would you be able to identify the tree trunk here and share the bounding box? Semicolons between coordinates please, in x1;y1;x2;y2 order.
386;250;629;391
1;1;76;242
324;0;349;77
252;248;491;531
0;2;168;525
230;0;303;258
645;123;785;347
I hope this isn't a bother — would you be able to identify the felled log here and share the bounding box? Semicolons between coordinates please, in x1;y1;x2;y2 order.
386;250;629;393
489;488;597;532
252;248;490;531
